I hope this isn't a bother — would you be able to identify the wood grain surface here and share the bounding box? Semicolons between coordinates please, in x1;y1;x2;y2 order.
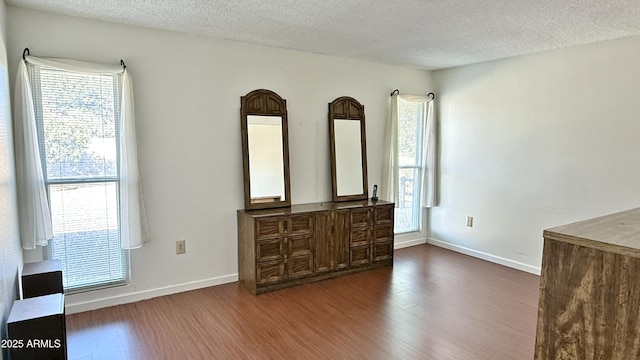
544;207;640;257
535;238;640;359
238;201;395;294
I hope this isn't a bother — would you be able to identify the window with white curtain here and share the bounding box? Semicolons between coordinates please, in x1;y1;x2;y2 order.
395;99;426;233
27;64;128;291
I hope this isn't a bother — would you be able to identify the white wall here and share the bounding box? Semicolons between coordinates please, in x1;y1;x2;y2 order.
0;1;23;357
430;36;640;273
7;7;432;312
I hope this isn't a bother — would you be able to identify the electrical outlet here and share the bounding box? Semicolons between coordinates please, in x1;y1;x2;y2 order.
176;240;186;254
466;216;474;228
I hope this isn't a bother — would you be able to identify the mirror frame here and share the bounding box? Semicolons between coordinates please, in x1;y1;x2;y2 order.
241;89;291;210
328;96;368;202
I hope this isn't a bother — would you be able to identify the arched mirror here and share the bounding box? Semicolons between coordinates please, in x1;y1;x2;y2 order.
329;96;368;202
241;89;291;210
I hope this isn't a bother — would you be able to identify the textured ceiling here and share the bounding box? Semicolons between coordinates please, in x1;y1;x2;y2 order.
7;0;640;69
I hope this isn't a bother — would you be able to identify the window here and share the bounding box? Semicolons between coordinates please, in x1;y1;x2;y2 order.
28;64;128;291
395;99;426;233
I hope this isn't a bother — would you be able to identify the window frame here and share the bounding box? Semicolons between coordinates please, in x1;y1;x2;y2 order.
395;99;426;234
28;63;130;293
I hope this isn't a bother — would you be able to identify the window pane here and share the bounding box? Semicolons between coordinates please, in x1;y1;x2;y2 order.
39;69;117;179
31;65;127;292
395;167;421;233
48;182;125;289
398;100;424;167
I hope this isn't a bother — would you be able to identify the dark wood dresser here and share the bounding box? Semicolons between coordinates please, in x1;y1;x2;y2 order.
237;200;394;294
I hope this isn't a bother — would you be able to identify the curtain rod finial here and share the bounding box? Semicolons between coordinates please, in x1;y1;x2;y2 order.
427;92;435;100
390;89;399;97
120;59;126;69
23;48;30;61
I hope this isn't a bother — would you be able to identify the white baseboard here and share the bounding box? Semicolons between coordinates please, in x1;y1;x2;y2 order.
65;274;238;314
394;237;427;249
427;237;541;275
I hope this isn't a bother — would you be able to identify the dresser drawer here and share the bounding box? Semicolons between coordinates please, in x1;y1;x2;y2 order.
255;217;283;240
374;224;393;242
350;227;371;247
373;241;393;261
287;214;314;235
374;205;394;225
287;254;314;279
288;234;313;257
350;208;372;227
257;260;285;284
257;238;284;262
350;245;371;266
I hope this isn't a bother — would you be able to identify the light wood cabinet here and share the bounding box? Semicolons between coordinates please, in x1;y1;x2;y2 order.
535;208;640;359
238;200;394;294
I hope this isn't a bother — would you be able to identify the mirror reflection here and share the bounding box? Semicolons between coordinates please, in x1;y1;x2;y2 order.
247;115;285;203
334;119;364;196
329;96;368;202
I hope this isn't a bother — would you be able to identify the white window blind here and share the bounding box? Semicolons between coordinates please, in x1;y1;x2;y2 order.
29;65;128;291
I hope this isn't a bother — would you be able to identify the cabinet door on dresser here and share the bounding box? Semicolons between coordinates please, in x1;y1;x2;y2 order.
315;210;350;273
373;205;394;262
285;214;315;279
349;208;373;266
255;216;285;284
254;214;315;284
287;234;314;279
333;210;350;270
314;212;333;273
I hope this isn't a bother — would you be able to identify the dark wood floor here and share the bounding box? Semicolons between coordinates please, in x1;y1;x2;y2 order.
65;244;540;360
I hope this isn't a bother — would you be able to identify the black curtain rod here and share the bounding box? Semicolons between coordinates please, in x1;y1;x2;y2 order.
23;47;127;70
390;89;435;100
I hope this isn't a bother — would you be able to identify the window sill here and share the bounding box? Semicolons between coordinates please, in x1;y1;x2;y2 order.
65;280;129;295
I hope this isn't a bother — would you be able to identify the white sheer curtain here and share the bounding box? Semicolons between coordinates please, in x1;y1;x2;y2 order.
14;60;53;249
119;69;149;249
381;95;400;205
381;93;437;208
420;98;436;208
14;55;149;249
